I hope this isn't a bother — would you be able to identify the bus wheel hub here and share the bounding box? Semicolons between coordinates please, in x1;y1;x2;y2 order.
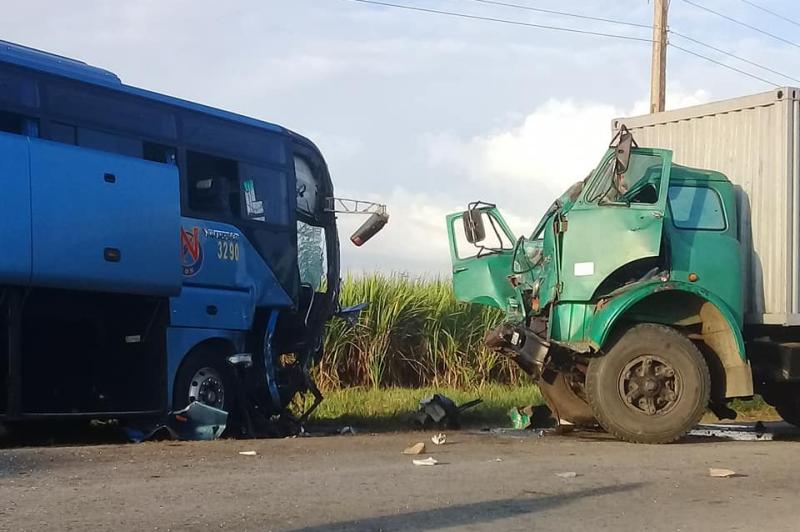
189;367;225;410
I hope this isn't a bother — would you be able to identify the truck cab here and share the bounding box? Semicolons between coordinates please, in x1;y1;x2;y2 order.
447;130;754;443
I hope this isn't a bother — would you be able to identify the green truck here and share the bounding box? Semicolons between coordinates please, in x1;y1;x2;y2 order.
447;89;800;443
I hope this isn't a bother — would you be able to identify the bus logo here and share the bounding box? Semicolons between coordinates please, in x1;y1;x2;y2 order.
181;226;204;276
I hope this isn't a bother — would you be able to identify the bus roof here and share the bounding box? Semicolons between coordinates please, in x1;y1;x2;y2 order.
0;39;288;136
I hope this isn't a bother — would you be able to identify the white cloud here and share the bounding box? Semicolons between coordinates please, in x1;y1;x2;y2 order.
425;88;712;196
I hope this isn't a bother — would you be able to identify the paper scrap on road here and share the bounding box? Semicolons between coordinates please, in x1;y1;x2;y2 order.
403;442;426;455
431;433;447;445
412;457;439;466
238;451;257;456
555;471;578;479
709;468;736;478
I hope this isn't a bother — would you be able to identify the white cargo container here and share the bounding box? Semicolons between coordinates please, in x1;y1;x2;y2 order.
614;88;800;326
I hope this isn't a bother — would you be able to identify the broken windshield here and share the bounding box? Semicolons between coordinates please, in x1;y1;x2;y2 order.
586;151;663;205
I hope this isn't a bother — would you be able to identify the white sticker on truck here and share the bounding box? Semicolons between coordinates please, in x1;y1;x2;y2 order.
574;262;595;277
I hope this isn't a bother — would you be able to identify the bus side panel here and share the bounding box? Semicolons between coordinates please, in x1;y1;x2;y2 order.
0;132;32;285
29;139;182;296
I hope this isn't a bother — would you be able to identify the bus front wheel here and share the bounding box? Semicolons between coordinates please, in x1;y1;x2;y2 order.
173;347;237;416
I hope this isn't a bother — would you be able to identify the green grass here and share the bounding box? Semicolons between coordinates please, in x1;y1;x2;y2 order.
307;383;543;430
306;385;780;431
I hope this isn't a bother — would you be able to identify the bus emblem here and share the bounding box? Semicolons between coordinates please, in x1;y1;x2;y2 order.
180;226;204;276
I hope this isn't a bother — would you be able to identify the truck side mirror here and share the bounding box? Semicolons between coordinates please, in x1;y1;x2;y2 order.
613;125;637;174
463;209;486;243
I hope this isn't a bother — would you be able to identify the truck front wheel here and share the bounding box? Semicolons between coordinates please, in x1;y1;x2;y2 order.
586;323;710;444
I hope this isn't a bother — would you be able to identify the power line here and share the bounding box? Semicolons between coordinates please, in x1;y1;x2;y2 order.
738;0;800;28
681;0;800;49
669;30;800;84
669;43;780;86
461;0;651;30
349;0;655;43
348;0;783;87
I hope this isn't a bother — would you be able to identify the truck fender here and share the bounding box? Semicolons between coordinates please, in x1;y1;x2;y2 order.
588;280;753;399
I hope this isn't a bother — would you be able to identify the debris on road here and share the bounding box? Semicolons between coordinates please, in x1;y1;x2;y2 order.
238;451;257;457
412;457;439;466
431;433;447;445
413;394;482;429
689;423;773;441
484;428;545;438
338;426;356;435
555;471;578;479
709;468;737;478
123;402;228;442
403;442;426;455
509;405;558;430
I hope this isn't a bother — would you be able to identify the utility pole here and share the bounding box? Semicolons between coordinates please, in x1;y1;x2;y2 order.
650;0;668;114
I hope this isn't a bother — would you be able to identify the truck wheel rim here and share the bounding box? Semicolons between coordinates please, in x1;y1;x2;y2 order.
618;355;680;416
188;367;225;409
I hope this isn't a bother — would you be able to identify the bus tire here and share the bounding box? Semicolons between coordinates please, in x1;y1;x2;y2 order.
586;323;710;444
172;346;237;417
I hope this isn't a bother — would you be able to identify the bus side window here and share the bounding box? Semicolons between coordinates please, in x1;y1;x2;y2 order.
239;162;289;225
78;127;142;158
186;150;240;218
49;121;77;144
0;110;38;137
144;142;176;165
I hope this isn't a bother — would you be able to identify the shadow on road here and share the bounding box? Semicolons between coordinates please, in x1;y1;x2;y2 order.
288;482;645;532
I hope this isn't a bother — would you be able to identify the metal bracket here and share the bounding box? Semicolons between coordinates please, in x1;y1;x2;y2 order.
325;197;387;216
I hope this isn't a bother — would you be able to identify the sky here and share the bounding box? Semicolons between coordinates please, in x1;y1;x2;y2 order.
3;0;800;275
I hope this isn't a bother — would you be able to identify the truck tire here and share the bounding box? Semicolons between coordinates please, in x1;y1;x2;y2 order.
767;388;800;427
586;323;710;444
173;347;237;415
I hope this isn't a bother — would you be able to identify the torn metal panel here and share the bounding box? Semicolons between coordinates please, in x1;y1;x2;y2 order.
125;402;228;442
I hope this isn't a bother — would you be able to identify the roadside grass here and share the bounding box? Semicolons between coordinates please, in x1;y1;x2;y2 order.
727;395;778;421
307;385;780;431
306;383;543;431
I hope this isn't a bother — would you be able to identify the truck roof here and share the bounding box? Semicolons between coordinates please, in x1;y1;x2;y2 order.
0;39;303;140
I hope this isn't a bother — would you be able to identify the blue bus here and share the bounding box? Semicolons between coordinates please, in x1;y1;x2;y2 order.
0;40;382;432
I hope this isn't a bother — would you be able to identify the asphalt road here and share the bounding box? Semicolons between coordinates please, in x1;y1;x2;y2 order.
1;426;799;531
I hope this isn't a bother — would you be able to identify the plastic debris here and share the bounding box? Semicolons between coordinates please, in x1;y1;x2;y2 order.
509;405;558;430
124;401;227;442
238;451;257;456
338;426;356;435
403;442;426;455
555;471;578;479
412;457;439;466
431;433;447;445
709;468;736;478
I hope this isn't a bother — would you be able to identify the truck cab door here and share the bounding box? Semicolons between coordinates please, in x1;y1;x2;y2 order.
446;207;518;310
558;148;672;302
